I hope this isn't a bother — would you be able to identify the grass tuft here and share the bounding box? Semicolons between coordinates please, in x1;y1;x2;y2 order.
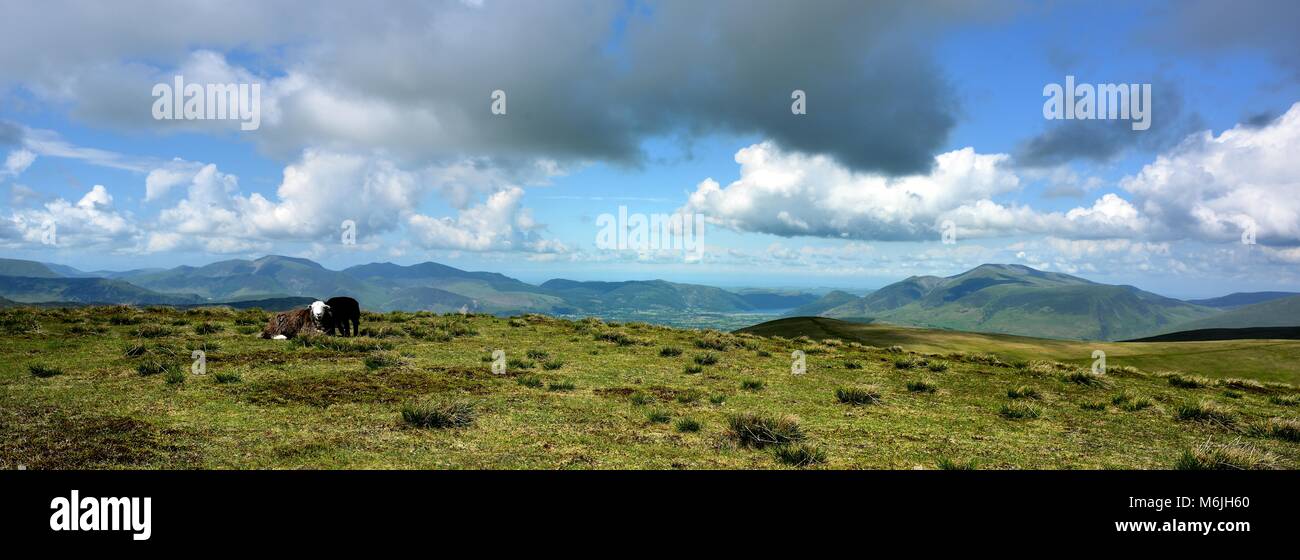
1175;400;1235;426
213;371;242;384
835;386;882;405
773;443;826;467
936;457;977;470
547;380;576;392
999;402;1041;419
675;418;701;432
1175;439;1275;470
1006;386;1040;400
725;413;804;448
1166;373;1211;389
401;399;476;429
29;364;64;378
645;409;671;423
906;380;937;393
658;346;682;357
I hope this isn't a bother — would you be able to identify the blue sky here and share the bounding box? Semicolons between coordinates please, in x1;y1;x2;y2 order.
2;0;1299;298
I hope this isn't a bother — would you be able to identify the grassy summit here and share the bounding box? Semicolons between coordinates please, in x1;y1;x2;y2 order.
2;306;1298;469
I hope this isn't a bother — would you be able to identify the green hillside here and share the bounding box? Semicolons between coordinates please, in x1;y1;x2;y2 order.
1152;295;1300;332
818;264;1219;340
122;256;388;305
0;258;61;278
0;276;202;305
3;306;1298;469
738;317;1300;385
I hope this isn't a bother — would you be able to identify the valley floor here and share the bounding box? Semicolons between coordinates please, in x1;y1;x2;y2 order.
2;307;1298;469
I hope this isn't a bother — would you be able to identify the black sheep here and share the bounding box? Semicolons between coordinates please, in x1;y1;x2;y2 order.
324;296;361;337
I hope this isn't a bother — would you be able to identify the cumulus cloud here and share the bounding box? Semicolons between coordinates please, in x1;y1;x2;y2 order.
136;151;565;255
0;0;1012;175
2;184;138;248
407;187;566;253
3;149;35;177
684;141;1150;242
1121;102;1300;245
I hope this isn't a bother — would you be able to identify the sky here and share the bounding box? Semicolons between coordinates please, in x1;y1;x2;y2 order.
1;0;1299;298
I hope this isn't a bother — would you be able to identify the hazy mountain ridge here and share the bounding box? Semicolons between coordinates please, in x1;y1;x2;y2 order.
806;264;1225;341
5;257;1298;340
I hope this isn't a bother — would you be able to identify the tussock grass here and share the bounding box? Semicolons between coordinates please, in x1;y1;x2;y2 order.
506;358;535;370
1175;400;1235;426
516;375;543;388
1000;402;1041;419
1269;394;1300;407
1112;392;1154;411
740;379;765;391
526;349;550;361
136;361;170;376
893;356;917;369
1166;373;1211;389
927;361;949;372
193;322;224;335
629;392;654;406
843;361;863;370
164;369;186;385
835;386;881;405
134;325;171;338
1080;400;1108;411
773;443;826;467
936;457;977;470
658;346;682;357
1250;417;1300;442
726;413;804;448
906;380;937;393
645;409;671;423
401;399;476;429
29;364;64;378
684;364;703;374
1175;439;1275;470
693;352;719;366
364;352;402;370
675;418;701;433
1218;378;1268;393
709;394;727;405
1007;386;1041;400
541;359;564;370
547;380;575;392
213;372;242;384
1063;370;1109;387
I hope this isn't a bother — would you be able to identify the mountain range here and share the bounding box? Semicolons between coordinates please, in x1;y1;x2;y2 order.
1;256;1296;340
785;264;1300;341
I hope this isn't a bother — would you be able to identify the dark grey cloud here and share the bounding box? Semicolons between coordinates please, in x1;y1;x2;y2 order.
0;0;1011;176
1013;81;1202;168
1145;0;1300;81
0;121;22;148
1243;110;1280;129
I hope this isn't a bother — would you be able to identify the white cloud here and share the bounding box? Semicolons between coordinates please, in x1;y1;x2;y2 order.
3;148;35;177
1121;102;1300;245
136;151;565;255
3;185;138;249
407;187;566;253
685;143;1021;241
685;141;1152;242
